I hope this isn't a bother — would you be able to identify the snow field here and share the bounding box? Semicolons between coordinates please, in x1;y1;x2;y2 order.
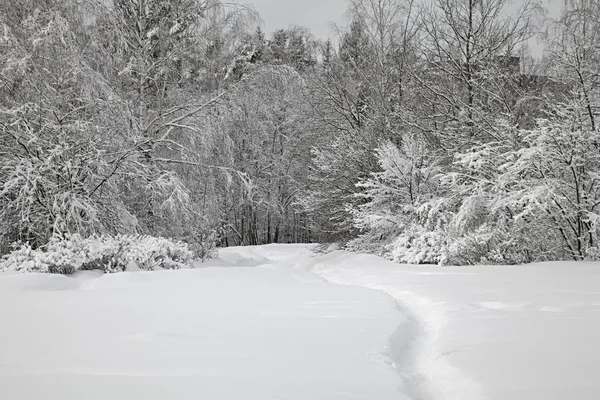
0;244;409;400
3;243;600;400
309;252;600;400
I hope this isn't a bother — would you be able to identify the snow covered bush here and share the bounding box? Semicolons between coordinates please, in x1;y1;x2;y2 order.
440;194;528;265
349;100;600;265
117;235;194;271
348;138;441;256
443;223;527;266
187;228;219;260
0;243;46;274
491;102;600;261
385;212;533;266
388;223;446;264
0;234;194;274
348;127;557;265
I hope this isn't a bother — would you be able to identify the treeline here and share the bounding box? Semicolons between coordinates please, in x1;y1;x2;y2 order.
2;0;600;265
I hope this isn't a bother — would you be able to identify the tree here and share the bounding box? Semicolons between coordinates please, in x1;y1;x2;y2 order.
348;137;440;256
260;26;318;72
544;0;600;131
91;0;256;235
303;0;421;242
495;100;600;260
417;0;539;148
0;4;139;251
215;66;315;245
339;0;550;262
0;0;257;254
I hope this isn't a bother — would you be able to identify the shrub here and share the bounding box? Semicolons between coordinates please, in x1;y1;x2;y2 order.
0;234;194;274
388;224;446;265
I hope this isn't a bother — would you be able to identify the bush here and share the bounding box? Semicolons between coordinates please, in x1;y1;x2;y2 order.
388;224;446;265
186;228;219;261
0;234;194;274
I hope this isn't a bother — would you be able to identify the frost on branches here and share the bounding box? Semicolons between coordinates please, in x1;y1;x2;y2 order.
0;1;253;257
348;137;440;257
351;101;600;265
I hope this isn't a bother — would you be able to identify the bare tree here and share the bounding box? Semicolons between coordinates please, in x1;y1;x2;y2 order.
417;0;539;148
544;0;600;130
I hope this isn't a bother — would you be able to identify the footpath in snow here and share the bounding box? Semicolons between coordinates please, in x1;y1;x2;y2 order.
307;250;600;400
1;244;600;400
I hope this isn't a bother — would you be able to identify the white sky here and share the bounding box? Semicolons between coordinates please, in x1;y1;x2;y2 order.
245;0;348;38
246;0;563;56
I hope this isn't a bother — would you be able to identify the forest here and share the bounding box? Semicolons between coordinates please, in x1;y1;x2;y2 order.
2;0;600;268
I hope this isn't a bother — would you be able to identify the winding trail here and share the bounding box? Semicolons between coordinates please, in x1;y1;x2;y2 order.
303;251;484;400
249;245;483;400
302;250;600;400
5;244;599;399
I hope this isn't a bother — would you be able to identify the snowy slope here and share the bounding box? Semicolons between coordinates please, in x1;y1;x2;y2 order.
309;251;600;400
0;245;408;400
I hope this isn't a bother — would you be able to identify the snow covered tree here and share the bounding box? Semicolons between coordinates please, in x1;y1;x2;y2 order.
342;0;543;264
544;0;600;131
0;0;256;255
303;0;421;242
493;100;600;260
0;5;139;252
260;27;318;73
348;137;441;256
87;0;256;240
417;0;539;149
214;66;315;245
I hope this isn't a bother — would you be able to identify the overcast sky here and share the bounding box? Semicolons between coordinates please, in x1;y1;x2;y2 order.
247;0;348;38
246;0;563;47
245;0;561;38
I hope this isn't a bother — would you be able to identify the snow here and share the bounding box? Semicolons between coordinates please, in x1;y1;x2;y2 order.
0;244;407;400
309;252;600;400
2;244;600;400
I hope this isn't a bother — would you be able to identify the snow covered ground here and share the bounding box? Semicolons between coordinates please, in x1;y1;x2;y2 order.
1;244;600;399
0;245;406;400
309;251;600;400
